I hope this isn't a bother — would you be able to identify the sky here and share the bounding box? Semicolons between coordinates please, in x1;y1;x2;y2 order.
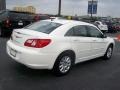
6;0;120;17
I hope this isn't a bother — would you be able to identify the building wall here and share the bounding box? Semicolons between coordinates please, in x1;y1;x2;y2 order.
13;6;36;14
0;0;6;11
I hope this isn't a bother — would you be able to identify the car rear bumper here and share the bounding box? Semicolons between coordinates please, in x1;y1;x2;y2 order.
6;40;57;69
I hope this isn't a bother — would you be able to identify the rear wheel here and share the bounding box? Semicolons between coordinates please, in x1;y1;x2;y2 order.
0;27;5;37
52;52;74;76
0;27;2;37
103;45;113;60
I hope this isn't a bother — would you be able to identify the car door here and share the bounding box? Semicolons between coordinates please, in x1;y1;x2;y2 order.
86;25;107;57
65;25;92;63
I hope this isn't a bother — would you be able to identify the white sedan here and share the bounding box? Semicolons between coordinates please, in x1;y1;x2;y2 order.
94;21;108;33
7;19;115;76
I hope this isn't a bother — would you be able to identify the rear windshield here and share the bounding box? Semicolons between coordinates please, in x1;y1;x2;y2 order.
9;12;31;20
24;21;62;34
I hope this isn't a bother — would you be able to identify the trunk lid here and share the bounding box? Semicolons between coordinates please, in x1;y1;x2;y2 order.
11;29;49;46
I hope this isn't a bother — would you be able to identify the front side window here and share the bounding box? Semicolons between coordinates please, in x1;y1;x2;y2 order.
86;26;103;38
24;21;62;34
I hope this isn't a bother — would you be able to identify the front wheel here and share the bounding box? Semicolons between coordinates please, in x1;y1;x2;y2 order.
103;45;113;60
52;53;74;76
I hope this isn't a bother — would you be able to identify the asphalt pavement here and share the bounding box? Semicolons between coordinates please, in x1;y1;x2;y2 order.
0;35;120;90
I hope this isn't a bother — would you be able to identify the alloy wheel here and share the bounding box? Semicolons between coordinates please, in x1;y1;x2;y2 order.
59;56;72;73
107;47;112;58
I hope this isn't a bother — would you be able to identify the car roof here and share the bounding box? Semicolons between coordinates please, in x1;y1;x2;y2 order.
44;19;93;26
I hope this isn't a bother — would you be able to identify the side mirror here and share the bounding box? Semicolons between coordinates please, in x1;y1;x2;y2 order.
101;34;107;38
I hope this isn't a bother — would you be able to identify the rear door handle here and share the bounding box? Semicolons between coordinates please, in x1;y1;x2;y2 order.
73;40;79;42
92;40;97;42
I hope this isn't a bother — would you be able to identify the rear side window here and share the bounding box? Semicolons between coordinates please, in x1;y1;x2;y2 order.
65;25;88;37
24;21;62;34
74;25;87;37
65;28;74;36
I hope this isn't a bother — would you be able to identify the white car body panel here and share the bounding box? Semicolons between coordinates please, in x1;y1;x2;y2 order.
7;19;115;70
70;37;92;63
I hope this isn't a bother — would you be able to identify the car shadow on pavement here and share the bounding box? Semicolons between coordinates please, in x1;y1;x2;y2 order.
74;57;106;68
12;57;106;78
12;63;54;78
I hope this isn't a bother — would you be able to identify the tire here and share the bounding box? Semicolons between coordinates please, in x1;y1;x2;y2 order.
52;52;74;76
0;27;2;37
103;45;113;60
0;27;4;37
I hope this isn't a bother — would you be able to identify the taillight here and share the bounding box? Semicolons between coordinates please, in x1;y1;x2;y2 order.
24;39;51;48
34;16;40;21
5;19;11;27
6;19;10;23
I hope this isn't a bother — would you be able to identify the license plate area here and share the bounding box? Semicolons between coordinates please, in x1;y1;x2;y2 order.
10;48;17;57
18;22;23;26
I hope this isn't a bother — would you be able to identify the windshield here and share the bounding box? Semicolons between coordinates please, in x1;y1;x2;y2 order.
24;21;62;34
